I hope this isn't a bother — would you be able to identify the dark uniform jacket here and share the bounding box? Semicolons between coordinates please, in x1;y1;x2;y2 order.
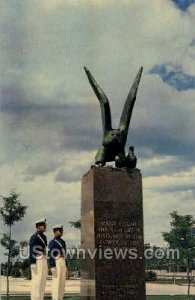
48;237;67;268
29;231;47;265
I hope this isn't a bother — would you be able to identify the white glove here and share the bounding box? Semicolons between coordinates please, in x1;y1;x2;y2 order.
51;267;57;276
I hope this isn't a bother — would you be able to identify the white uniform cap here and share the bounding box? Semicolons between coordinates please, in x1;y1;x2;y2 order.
34;218;47;225
52;224;63;230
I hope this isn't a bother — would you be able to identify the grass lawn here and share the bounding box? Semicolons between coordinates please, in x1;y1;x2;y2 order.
1;298;77;300
1;296;195;299
1;298;78;300
147;297;195;299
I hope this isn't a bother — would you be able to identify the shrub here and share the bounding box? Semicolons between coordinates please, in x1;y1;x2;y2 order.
145;270;157;281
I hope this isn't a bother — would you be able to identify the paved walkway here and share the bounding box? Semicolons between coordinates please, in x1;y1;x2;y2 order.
0;276;195;296
0;277;79;295
147;283;195;295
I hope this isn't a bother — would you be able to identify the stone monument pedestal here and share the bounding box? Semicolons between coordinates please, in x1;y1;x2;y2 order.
81;166;146;300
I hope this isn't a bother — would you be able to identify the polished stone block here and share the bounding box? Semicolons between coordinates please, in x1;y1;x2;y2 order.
81;166;146;300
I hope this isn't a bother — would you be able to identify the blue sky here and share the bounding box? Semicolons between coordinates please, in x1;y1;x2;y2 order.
172;0;195;10
149;64;195;91
1;0;195;262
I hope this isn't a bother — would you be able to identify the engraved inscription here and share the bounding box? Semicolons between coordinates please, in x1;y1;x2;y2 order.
96;219;143;248
95;217;144;297
81;168;146;299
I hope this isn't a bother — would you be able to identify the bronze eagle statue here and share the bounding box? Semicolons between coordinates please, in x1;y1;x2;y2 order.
84;66;143;168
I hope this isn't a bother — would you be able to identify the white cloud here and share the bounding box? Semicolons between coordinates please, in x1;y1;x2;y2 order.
0;159;82;264
143;165;195;245
1;0;195;257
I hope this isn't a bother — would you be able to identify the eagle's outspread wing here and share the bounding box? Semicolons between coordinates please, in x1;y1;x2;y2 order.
84;67;112;132
119;67;143;144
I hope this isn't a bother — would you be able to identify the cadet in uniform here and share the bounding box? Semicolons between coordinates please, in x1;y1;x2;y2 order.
29;218;48;300
48;224;68;300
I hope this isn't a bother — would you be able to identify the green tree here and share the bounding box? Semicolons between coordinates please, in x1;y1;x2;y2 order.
66;245;81;276
69;220;81;229
69;220;81;277
162;211;195;297
0;192;27;299
19;240;30;279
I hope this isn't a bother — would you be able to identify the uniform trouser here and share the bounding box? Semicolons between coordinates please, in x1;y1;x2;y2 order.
31;256;48;300
52;257;67;300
